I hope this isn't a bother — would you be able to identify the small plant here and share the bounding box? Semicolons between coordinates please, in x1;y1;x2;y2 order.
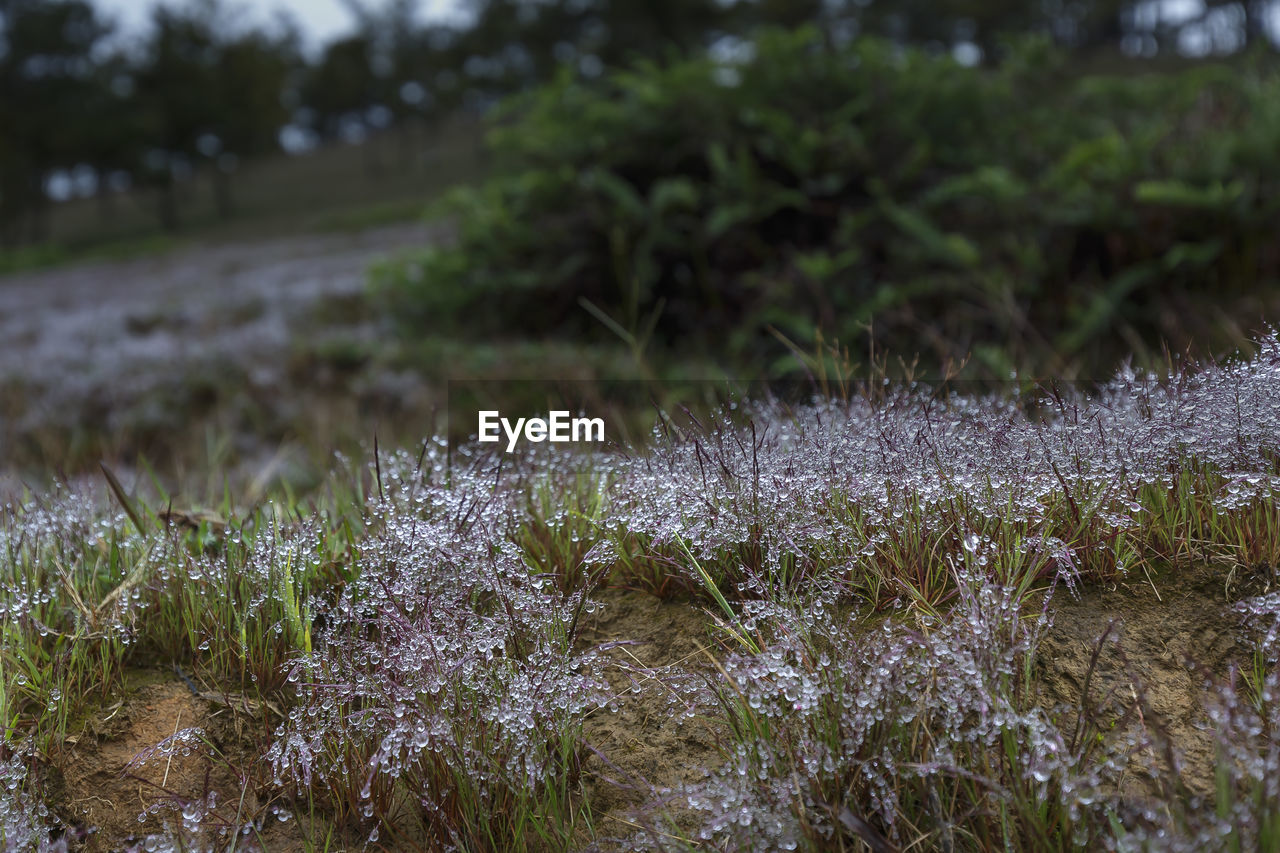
641;571;1131;851
267;456;608;849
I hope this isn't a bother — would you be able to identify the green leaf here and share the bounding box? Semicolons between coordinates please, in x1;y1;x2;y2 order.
882;202;981;268
922;166;1027;207
1135;179;1244;209
707;203;755;239
648;177;700;214
581;168;647;222
1163;239;1224;271
794;247;863;282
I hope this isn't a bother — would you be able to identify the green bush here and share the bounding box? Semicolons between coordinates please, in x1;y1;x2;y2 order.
376;28;1280;376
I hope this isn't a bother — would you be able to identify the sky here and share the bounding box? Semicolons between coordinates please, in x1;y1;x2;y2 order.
92;0;1280;58
93;0;466;53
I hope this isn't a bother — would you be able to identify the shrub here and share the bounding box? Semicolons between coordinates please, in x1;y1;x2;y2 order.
378;28;1280;375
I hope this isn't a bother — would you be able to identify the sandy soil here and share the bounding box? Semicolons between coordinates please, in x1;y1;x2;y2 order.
1039;561;1262;799
577;589;726;850
50;673;304;852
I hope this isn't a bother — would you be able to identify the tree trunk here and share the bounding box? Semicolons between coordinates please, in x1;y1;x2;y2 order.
95;168;116;225
26;174;50;244
397;121;415;172
157;174;180;232
212;168;233;220
1244;1;1272;49
363;134;385;179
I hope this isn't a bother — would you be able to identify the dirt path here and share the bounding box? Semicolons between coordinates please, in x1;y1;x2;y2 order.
0;224;441;483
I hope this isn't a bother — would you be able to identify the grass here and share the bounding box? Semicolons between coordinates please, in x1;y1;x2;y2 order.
3;335;1280;850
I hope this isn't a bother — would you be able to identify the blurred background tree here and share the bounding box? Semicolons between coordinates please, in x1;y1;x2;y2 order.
0;0;114;242
3;0;1278;244
2;0;1279;378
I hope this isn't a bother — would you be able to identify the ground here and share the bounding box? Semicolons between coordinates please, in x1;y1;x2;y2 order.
0;222;442;492
31;563;1260;851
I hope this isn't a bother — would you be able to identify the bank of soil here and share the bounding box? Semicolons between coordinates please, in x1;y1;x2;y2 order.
41;564;1262;851
1039;561;1264;797
48;671;307;852
577;588;726;850
573;564;1263;849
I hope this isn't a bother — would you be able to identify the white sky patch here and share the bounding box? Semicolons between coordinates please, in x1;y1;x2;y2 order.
1122;0;1276;55
93;0;465;54
89;0;1280;59
1157;0;1205;26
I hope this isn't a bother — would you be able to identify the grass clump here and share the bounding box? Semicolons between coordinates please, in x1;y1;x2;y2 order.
653;576;1122;851
0;483;142;752
266;452;609;850
590;334;1280;613
4;334;1280;849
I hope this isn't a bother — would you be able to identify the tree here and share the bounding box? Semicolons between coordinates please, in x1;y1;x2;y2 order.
302;34;377;140
134;0;296;227
133;1;222;229
0;0;112;243
208;25;297;214
76;48;148;225
337;0;451;169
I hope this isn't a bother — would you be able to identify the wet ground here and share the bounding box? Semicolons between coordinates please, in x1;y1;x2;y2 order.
0;224;442;489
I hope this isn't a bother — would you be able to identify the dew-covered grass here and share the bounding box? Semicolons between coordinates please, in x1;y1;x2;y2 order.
4;336;1280;851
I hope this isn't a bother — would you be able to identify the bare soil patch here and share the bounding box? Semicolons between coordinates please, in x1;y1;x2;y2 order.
48;671;306;852
1038;563;1262;796
577;588;725;849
